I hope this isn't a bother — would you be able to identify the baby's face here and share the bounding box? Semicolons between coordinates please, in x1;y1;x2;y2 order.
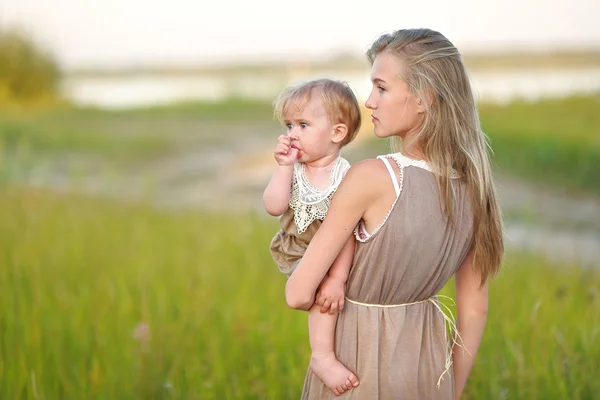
283;97;338;163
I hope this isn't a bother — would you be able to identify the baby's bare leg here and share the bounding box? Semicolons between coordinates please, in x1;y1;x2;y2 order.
308;305;359;396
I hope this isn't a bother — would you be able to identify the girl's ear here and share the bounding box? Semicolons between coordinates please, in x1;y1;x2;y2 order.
417;92;434;114
332;123;349;144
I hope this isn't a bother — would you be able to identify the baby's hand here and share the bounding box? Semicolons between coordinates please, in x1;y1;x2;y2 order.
274;134;299;166
315;276;346;315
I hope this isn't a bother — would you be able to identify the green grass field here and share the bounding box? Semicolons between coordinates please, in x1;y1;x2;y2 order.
479;95;600;197
1;187;598;399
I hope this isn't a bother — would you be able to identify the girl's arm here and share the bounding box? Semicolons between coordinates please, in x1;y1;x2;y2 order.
285;160;382;310
452;250;488;399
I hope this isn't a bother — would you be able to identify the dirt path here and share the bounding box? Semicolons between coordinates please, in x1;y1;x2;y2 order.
9;126;600;268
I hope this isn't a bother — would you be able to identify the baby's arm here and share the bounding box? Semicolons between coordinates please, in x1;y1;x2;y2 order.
263;164;294;216
315;236;355;314
263;135;299;216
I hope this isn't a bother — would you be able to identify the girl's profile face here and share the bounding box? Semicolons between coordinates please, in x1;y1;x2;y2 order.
365;51;424;139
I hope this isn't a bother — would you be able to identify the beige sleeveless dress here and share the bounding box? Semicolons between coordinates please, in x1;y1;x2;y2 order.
302;153;474;400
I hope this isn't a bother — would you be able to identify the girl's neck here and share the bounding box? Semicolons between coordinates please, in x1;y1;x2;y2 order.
399;137;425;161
402;148;425;161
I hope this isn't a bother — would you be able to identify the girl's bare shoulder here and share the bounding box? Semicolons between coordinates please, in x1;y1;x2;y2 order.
339;158;390;198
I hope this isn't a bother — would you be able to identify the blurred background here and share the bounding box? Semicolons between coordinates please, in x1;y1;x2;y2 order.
1;1;599;399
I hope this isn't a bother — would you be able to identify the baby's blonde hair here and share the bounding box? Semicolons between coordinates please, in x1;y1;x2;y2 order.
273;78;362;146
367;28;504;286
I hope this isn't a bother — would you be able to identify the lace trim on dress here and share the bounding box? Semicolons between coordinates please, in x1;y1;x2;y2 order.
289;157;351;234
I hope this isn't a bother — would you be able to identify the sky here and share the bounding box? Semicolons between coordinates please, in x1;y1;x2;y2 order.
2;0;600;69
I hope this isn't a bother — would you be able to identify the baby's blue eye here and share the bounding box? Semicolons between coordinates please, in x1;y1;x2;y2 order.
286;123;293;130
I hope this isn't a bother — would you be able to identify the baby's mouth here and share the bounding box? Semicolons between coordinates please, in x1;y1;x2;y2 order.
291;145;302;157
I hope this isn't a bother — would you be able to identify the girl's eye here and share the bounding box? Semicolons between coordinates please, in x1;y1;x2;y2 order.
300;123;308;128
286;123;293;130
378;86;385;93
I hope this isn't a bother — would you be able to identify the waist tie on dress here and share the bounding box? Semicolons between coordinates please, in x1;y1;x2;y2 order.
344;294;469;389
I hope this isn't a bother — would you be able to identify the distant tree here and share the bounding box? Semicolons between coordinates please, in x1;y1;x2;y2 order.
0;26;62;105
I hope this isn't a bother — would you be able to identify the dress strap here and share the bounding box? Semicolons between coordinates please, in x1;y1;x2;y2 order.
377;156;400;196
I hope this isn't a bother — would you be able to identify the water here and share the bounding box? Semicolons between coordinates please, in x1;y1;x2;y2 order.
63;68;600;109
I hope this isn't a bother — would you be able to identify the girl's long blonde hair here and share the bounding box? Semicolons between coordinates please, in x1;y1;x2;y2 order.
367;28;504;285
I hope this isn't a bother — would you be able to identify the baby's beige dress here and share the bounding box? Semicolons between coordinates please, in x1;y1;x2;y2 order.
270;157;351;277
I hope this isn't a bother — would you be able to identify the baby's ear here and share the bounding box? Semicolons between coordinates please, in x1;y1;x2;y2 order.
332;123;349;144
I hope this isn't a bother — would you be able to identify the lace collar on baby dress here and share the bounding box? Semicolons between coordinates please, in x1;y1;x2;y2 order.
289;157;350;234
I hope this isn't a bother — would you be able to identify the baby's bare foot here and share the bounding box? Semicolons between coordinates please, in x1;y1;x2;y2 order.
310;352;359;396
